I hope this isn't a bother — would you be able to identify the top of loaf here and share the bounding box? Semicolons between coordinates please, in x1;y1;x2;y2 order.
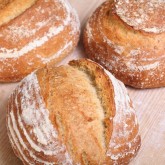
114;0;165;33
37;59;116;164
7;59;115;164
7;59;140;164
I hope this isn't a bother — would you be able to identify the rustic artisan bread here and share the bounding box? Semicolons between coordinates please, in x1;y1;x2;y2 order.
7;59;140;165
83;0;165;88
0;0;80;82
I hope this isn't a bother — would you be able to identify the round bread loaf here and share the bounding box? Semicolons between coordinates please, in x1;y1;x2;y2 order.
83;0;165;88
0;0;80;82
7;59;140;165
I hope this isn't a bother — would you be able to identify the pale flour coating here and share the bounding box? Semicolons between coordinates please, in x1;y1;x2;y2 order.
7;72;75;165
115;0;165;33
0;0;80;82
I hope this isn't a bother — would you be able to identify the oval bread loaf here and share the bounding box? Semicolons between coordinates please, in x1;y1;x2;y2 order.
0;0;80;82
7;59;141;165
83;0;165;88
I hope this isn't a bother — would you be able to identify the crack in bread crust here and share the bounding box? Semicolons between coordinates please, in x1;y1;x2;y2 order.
38;62;115;164
7;59;141;165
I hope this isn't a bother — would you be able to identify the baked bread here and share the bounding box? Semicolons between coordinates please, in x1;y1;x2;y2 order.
83;0;165;88
7;59;140;165
0;0;80;82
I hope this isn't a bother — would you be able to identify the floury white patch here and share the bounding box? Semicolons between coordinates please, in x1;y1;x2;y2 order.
7;72;74;165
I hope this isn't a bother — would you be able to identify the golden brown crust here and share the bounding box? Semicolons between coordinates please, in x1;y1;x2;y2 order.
83;0;165;88
0;0;80;82
0;0;37;26
37;59;116;164
7;59;140;164
69;59;116;156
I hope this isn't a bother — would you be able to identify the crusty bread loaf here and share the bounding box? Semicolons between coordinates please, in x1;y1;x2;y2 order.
83;0;165;88
7;59;140;165
0;0;80;82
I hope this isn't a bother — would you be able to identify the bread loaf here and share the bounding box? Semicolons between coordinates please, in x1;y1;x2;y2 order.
83;0;165;88
7;59;140;164
0;0;80;82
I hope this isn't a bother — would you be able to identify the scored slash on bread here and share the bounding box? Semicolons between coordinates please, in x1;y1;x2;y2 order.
7;59;140;165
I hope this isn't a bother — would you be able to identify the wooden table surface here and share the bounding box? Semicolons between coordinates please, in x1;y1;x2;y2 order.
0;0;165;164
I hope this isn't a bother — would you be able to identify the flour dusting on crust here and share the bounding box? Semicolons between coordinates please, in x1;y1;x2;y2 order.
84;0;165;88
0;0;80;82
0;0;79;58
115;0;165;33
7;72;74;164
104;69;140;164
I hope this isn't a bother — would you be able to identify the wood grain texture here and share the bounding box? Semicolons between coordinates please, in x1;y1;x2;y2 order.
0;0;165;164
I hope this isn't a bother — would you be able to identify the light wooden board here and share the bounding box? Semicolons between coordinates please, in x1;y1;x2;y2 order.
0;0;165;164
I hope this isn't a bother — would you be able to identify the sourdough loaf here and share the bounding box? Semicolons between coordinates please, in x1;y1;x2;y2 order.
83;0;165;88
0;0;80;82
7;59;140;164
